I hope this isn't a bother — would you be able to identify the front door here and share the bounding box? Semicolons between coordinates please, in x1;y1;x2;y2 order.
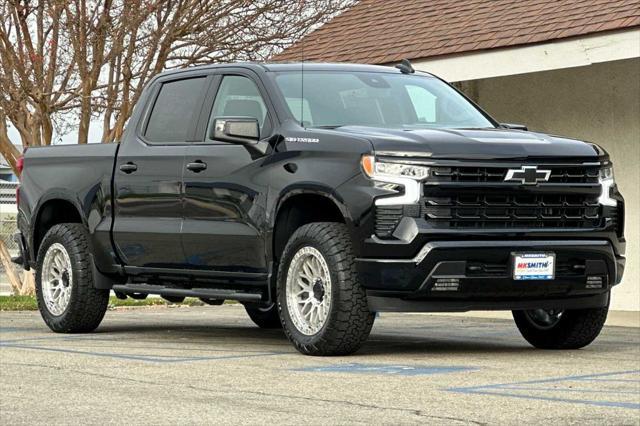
182;73;273;274
113;75;209;268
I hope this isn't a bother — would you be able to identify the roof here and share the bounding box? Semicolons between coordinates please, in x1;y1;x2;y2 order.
273;0;640;64
261;63;404;73
154;62;414;79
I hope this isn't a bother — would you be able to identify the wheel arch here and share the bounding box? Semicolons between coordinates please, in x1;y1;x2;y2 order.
30;192;85;260
271;186;351;264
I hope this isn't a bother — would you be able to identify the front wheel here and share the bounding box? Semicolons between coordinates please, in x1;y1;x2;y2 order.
513;305;608;349
277;222;375;356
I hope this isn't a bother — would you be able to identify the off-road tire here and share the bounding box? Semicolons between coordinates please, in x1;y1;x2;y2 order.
244;302;282;329
277;222;375;356
513;306;609;349
35;223;109;333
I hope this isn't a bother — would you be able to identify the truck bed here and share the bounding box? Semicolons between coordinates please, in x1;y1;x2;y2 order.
19;143;120;271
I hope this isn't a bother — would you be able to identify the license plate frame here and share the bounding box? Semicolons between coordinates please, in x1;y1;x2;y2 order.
512;252;556;281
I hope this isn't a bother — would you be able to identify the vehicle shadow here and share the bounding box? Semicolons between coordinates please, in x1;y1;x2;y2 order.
360;335;532;355
93;321;537;355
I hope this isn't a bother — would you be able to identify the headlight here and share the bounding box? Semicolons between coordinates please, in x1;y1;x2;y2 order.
361;155;430;180
599;166;614;180
598;165;616;207
361;155;428;206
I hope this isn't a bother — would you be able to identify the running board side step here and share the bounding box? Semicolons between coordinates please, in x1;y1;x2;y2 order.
111;284;263;302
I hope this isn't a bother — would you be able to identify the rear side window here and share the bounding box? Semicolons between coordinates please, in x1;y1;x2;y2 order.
145;77;207;143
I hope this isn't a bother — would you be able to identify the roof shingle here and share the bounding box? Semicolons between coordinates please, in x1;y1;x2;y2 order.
274;0;640;63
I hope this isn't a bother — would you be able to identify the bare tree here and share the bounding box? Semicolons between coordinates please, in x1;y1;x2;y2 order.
0;0;354;174
0;0;76;169
97;0;355;143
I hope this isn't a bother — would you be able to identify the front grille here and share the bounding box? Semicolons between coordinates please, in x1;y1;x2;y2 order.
372;163;608;237
466;260;586;277
419;163;606;231
431;165;599;184
467;262;509;276
423;192;602;229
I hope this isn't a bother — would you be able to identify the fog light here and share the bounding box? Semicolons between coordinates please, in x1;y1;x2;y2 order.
586;276;604;289
433;278;460;291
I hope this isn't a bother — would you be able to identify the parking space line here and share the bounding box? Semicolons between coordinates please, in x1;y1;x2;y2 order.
294;363;477;376
0;342;289;363
448;370;640;410
0;334;126;344
498;386;639;395
452;390;639;409
0;327;44;333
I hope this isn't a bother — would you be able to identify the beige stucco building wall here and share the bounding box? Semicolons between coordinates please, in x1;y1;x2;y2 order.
463;58;639;311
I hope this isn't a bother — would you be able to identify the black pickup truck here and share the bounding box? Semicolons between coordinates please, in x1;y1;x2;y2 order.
13;62;625;355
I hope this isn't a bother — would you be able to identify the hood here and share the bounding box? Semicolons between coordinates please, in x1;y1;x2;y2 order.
330;126;601;161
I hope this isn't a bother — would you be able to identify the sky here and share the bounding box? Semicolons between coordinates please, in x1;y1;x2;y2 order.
7;121;105;146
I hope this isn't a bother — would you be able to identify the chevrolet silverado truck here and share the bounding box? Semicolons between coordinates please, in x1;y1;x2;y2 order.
13;62;625;356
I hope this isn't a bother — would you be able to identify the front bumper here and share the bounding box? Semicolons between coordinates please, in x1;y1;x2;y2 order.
367;292;610;312
356;239;623;312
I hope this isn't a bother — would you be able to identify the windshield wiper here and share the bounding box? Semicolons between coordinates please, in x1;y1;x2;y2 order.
309;125;344;129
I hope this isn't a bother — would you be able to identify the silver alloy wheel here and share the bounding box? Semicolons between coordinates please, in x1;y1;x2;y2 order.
285;246;332;335
41;243;73;316
525;309;564;330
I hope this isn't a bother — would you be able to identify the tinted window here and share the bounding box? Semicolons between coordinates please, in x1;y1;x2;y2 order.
145;77;207;143
207;76;268;140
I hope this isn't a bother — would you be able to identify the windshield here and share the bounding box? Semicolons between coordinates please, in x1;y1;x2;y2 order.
273;71;494;129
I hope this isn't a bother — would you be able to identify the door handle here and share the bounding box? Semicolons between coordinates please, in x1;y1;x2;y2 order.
186;161;207;172
119;162;138;174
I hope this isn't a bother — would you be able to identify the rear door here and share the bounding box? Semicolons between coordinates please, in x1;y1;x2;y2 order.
113;75;210;268
181;71;273;274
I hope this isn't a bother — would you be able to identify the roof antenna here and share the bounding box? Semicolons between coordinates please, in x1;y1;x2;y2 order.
300;29;305;128
395;58;415;74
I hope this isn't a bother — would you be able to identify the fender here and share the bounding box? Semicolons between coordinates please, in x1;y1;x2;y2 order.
28;189;87;260
267;183;358;262
27;186;120;276
271;183;353;228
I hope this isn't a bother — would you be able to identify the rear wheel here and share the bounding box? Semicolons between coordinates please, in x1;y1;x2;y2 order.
244;302;282;329
35;224;109;333
277;222;374;356
513;305;608;349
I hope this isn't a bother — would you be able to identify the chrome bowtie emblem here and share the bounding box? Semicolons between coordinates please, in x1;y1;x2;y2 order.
504;166;551;185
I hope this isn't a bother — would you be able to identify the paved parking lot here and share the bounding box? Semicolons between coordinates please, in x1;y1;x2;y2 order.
1;305;639;425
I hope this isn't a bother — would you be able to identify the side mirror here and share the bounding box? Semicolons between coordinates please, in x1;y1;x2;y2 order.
211;117;259;144
500;123;528;131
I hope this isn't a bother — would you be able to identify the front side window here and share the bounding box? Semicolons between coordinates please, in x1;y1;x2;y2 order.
273;71;494;129
145;77;207;143
207;75;269;140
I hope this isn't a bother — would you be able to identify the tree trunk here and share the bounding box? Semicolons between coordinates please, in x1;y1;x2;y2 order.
78;80;92;144
20;270;35;296
0;239;24;295
78;96;91;144
0;118;22;176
